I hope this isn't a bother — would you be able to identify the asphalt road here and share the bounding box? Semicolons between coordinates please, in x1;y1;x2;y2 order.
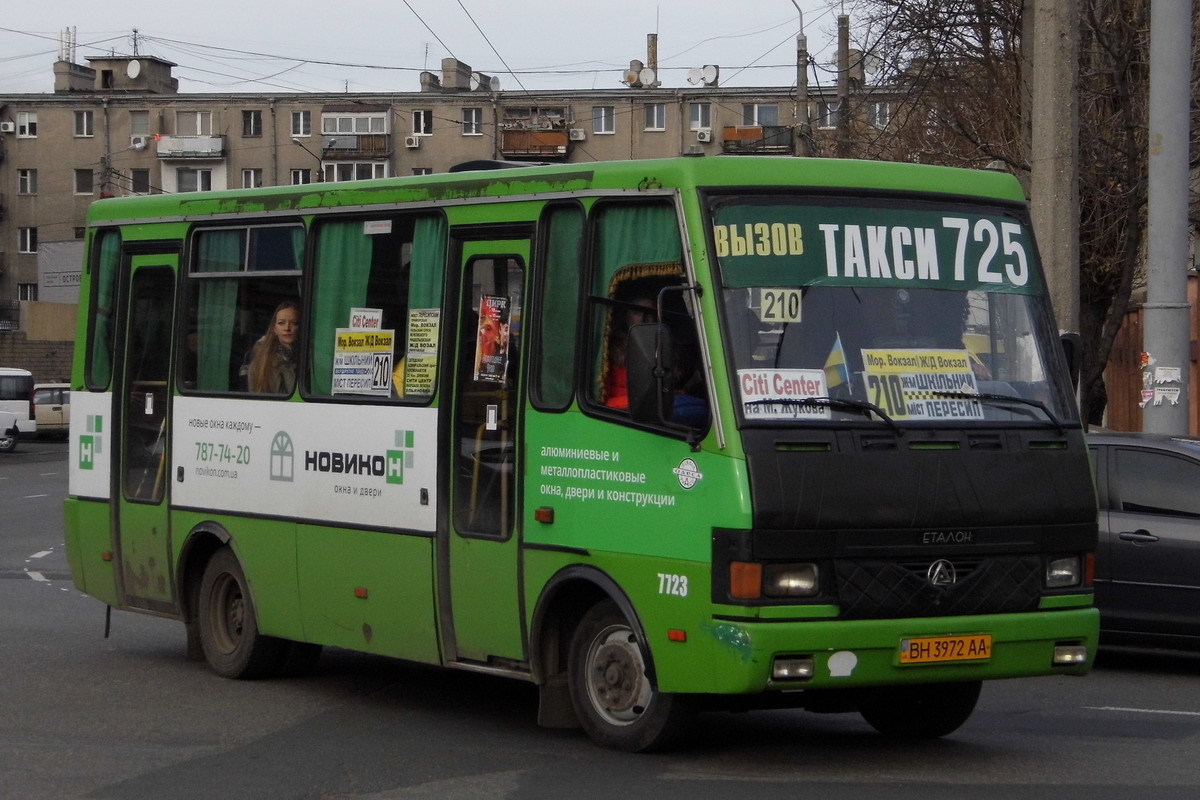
3;441;1200;800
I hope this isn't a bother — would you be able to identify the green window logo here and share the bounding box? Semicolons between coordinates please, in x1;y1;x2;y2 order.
387;429;415;485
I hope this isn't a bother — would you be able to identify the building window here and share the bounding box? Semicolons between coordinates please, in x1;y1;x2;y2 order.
242;110;263;138
461;107;483;136
17;112;37;138
291;110;311;137
74;110;95;137
129;110;150;136
18;169;37;195
18;284;38;301
689;102;711;131
177;168;212;192
323;162;388;182
742;104;779;127
593;106;615;135
176;111;213;136
241;168;264;189
322;113;387;134
291;169;312;185
74;168;94;195
817;101;840;129
131;169;152;194
644;103;666;131
19;227;38;253
413;109;433;135
412;167;433;175
868;101;891;129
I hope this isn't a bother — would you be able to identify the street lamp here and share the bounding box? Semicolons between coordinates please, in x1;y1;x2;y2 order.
292;137;336;182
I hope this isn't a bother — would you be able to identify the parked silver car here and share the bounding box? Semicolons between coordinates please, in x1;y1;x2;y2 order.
1089;431;1200;650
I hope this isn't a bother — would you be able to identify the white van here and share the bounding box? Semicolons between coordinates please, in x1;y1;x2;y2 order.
0;367;37;452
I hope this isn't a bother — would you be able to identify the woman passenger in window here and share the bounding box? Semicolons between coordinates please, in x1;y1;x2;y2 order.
248;299;300;394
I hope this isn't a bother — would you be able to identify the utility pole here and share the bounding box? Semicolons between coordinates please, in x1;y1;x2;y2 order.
1141;0;1194;433
836;15;850;158
791;1;811;157
1027;0;1080;335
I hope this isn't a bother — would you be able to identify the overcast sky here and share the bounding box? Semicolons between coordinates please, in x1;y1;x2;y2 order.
0;1;847;95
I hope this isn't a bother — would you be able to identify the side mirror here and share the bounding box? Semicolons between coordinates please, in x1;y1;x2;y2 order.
1060;332;1082;390
627;323;675;424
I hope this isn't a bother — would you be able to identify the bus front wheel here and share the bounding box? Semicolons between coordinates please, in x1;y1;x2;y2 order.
567;599;691;752
197;548;286;679
858;680;982;738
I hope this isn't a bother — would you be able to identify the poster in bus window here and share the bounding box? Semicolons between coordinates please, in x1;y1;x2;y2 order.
473;294;510;384
332;328;395;396
860;348;984;420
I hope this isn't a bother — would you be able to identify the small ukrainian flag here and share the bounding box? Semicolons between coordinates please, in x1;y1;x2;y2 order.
824;332;849;388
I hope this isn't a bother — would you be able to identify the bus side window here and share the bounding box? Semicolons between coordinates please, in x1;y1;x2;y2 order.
307;214;445;400
531;204;583;410
183;225;304;395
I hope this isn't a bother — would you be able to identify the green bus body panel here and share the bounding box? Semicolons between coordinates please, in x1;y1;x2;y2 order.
294;524;439;663
84;157;1027;228
64;498;119;607
524;412;752;560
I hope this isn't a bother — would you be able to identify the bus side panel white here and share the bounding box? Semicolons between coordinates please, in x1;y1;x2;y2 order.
172;397;438;532
69;392;113;500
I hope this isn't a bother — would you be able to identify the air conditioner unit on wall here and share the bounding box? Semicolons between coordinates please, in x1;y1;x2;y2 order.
130;135;149;149
696;129;713;143
568;128;586;141
0;122;15;134
404;135;421;149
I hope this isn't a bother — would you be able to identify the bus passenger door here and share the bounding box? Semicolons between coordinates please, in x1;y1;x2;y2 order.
445;237;529;664
114;254;179;615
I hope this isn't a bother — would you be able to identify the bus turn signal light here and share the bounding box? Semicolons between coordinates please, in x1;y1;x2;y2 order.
730;561;762;600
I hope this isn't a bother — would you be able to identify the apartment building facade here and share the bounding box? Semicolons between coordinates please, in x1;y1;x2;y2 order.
0;53;887;326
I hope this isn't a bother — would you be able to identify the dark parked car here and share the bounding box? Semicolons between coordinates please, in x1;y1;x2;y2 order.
1089;431;1200;650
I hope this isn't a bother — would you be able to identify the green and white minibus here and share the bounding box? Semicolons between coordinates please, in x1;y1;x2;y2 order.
65;156;1099;751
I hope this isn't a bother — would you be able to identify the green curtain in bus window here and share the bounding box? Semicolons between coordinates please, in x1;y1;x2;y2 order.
595;204;682;289
538;207;584;407
310;221;373;395
88;230;121;389
409;215;446;309
195;230;244;392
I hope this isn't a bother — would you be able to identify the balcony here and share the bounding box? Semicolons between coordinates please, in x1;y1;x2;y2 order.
499;129;570;161
322;133;392;159
721;125;793;155
155;135;225;159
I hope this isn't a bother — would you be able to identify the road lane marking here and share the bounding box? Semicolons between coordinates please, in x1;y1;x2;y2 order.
25;571;48;582
23;494;49;499
1087;706;1200;717
29;550;53;559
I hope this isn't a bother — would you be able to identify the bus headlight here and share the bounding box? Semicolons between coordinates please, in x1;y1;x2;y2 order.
763;563;819;597
1045;555;1081;588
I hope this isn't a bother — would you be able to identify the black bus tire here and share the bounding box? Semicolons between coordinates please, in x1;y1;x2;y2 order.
859;680;982;738
197;547;286;679
567;599;691;752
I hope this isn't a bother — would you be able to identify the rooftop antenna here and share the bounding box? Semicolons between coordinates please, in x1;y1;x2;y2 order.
132;28;140;56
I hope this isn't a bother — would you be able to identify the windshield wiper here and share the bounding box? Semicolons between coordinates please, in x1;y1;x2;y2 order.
930;391;1064;433
746;396;903;435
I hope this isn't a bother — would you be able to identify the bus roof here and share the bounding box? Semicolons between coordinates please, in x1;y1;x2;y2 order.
86;156;1028;226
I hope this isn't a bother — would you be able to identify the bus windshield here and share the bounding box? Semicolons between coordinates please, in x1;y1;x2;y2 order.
709;195;1076;427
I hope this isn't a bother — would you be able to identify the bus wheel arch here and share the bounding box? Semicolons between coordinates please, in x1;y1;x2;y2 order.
177;523;232;662
195;542;286;679
531;566;688;750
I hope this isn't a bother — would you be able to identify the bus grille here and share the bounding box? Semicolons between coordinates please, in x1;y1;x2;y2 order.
834;555;1042;619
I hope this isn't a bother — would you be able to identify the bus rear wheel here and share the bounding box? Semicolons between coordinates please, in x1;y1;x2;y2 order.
567;599;691;752
197;548;286;679
859;680;982;738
